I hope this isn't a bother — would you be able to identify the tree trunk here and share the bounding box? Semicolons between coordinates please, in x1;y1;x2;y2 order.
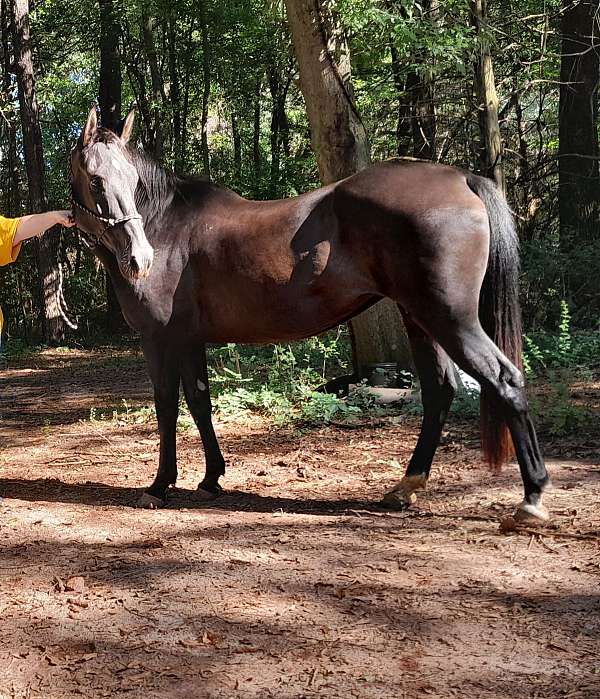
198;0;210;177
284;0;411;376
12;0;64;343
2;0;21;215
232;111;242;184
558;0;600;251
389;42;412;157
99;0;126;334
180;16;196;168
122;35;152;150
268;67;290;197
168;15;183;169
406;69;437;160
253;75;262;189
412;1;437;160
268;67;282;196
98;0;121;131
141;13;164;161
470;0;504;191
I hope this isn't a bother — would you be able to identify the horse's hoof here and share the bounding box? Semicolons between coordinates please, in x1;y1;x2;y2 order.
515;500;550;525
381;474;427;510
136;492;166;509
196;482;223;501
380;489;416;510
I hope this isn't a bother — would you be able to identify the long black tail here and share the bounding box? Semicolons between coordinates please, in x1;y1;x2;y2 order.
466;173;522;468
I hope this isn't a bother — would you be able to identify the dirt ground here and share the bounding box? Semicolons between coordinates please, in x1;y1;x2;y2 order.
0;349;599;699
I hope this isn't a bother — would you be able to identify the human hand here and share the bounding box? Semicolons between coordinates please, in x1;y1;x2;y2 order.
53;210;76;228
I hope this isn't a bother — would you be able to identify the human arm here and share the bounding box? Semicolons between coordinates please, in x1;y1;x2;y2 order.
13;210;75;245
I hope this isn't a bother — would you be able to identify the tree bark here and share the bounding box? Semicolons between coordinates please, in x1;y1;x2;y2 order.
253;75;262;189
180;16;196;168
12;0;65;343
407;69;437;160
267;66;291;196
168;15;183;169
198;0;210;177
232;111;242;184
470;0;504;191
98;0;121;131
141;13;164;161
284;0;411;376
389;42;412;157
558;0;600;248
1;0;21;215
409;0;437;160
99;0;126;333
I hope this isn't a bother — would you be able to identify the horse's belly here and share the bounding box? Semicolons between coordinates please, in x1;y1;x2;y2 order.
198;288;379;344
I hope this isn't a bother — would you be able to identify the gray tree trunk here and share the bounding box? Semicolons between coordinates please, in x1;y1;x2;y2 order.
12;0;64;343
284;0;411;375
470;0;505;192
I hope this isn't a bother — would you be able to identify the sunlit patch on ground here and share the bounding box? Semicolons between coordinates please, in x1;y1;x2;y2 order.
1;350;599;698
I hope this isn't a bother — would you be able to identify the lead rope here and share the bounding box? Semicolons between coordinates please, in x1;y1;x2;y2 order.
56;225;78;331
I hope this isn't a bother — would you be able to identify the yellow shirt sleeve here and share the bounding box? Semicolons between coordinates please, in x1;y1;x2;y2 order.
0;215;22;338
0;215;22;267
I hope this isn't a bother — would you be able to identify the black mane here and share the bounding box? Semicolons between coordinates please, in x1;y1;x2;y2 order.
128;148;179;225
127;146;217;226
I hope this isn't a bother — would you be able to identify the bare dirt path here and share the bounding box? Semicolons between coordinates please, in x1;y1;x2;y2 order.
1;349;599;698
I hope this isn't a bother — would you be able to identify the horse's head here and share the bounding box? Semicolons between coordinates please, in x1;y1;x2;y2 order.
70;107;154;280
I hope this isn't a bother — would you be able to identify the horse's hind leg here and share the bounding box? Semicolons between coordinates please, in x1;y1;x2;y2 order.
180;343;225;499
433;320;551;522
382;312;457;510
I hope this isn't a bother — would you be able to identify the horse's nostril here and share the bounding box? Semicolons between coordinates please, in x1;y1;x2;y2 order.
130;256;140;275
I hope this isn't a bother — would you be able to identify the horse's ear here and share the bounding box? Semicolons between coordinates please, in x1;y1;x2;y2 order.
121;109;136;145
81;105;98;147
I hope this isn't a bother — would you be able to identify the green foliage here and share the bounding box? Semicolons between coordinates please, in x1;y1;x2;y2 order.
528;369;593;437
523;301;599;374
522;302;596;436
450;387;481;420
209;334;386;425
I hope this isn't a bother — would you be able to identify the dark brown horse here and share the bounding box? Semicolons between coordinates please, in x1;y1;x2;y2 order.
70;107;551;523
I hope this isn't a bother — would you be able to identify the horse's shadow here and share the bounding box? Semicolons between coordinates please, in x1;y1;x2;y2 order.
0;477;391;517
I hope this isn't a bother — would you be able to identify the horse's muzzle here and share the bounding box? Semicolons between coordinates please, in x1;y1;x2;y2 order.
122;219;154;280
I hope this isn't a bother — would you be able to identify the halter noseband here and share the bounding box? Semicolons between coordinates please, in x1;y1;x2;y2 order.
71;196;143;247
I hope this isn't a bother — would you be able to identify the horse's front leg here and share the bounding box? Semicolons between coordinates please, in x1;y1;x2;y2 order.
137;339;180;509
181;343;225;499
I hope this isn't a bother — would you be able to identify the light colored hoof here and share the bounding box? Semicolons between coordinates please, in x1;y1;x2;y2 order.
515;500;550;525
136;492;165;509
381;474;427;510
381;489;416;510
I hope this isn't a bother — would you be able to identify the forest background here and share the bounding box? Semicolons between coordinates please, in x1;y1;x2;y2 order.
0;0;599;430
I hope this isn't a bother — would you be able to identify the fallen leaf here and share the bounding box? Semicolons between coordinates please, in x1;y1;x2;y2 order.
65;576;86;592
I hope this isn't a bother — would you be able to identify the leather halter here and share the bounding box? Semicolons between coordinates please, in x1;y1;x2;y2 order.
69;150;143;247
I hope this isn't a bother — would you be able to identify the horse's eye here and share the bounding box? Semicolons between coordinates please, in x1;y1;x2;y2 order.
90;177;103;193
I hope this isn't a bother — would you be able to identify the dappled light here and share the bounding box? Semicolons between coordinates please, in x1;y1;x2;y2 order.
1;349;599;697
